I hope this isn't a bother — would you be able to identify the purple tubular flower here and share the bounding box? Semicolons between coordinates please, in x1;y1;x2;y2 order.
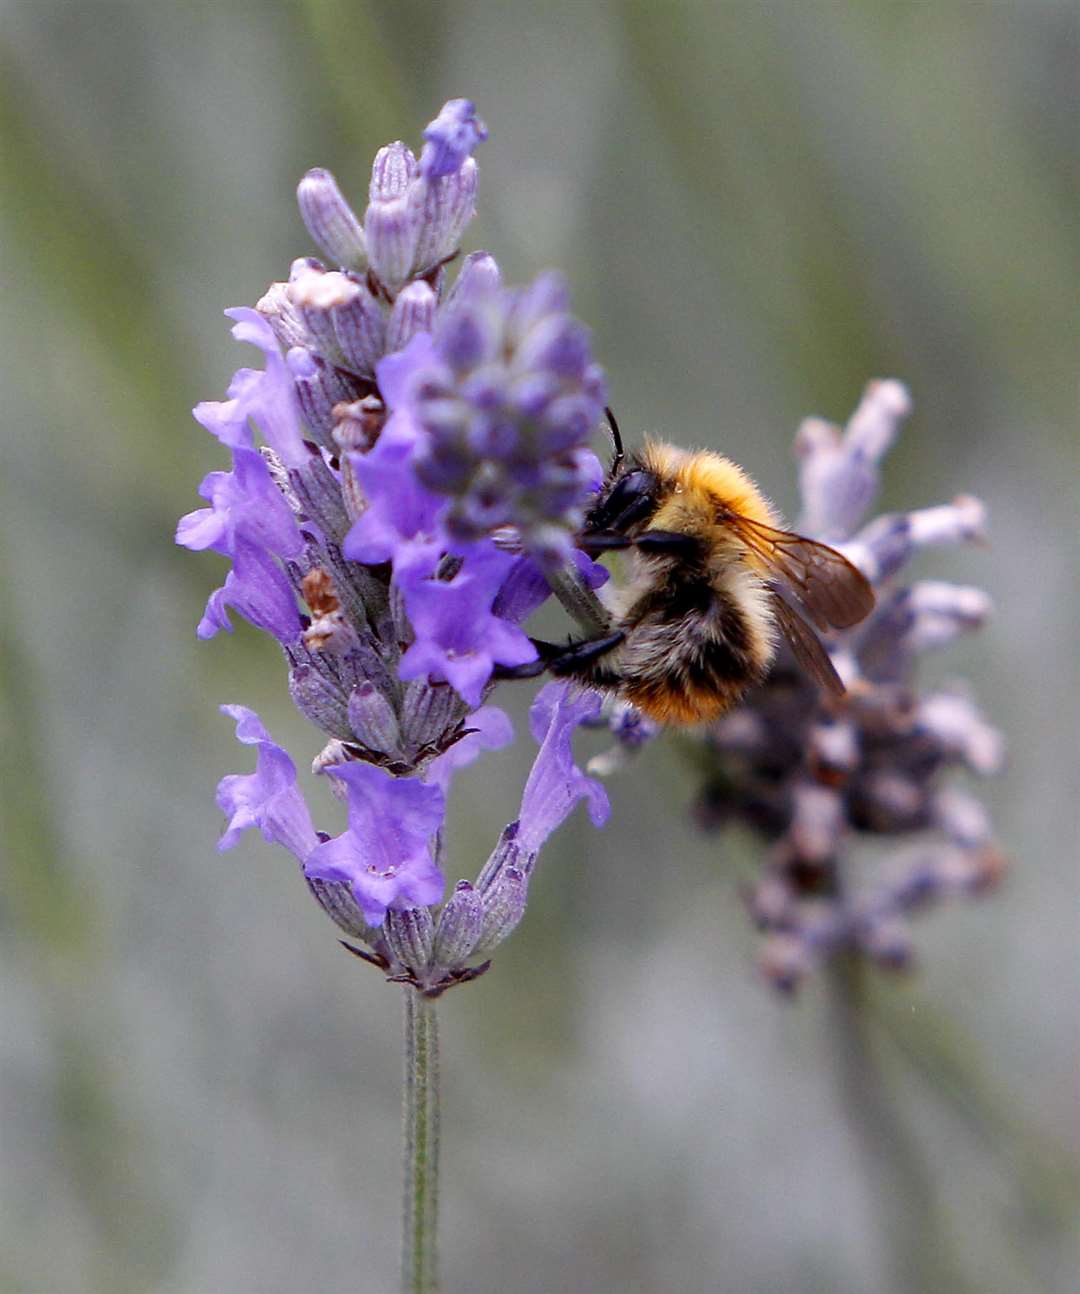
197;539;302;643
398;548;536;707
517;682;610;854
423;705;514;794
217;706;319;859
176;447;304;559
304;762;446;926
419;99;488;179
195;309;309;468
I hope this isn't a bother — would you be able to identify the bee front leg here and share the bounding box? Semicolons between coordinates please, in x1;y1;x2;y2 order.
492;631;625;681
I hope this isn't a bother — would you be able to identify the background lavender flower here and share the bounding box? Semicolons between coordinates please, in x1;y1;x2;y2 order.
590;382;1004;992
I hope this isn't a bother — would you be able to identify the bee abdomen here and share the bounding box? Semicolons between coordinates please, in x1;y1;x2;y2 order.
618;584;770;724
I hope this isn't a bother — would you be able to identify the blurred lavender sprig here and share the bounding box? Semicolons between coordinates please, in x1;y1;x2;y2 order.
590;381;1005;992
178;99;612;996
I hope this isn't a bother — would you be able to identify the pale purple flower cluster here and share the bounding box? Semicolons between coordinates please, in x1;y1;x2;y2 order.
682;381;1003;991
178;101;612;993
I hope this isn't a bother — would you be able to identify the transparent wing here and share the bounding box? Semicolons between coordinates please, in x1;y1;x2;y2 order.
769;593;846;696
725;512;875;631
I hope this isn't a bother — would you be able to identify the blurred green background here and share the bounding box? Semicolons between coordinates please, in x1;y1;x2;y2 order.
1;2;1077;1291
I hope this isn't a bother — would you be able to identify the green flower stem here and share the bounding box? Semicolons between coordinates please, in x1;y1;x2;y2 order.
827;955;975;1294
547;560;611;639
401;987;440;1294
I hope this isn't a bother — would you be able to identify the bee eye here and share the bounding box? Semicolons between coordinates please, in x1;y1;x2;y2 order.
586;469;657;533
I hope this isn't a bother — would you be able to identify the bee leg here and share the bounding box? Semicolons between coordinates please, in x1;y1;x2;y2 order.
577;531;632;555
546;630;625;675
632;530;705;560
493;632;624;681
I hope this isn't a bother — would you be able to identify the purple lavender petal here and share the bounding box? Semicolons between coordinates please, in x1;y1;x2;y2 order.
419;99;488;179
197;539;302;644
398;548;536;706
518;682;610;853
342;409;447;566
218;308;309;468
493;549;607;625
304;761;446;926
176;447;304;559
217;705;319;859
424;706;514;794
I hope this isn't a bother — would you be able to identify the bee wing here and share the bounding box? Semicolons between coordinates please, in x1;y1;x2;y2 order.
769;592;846;696
725;512;875;631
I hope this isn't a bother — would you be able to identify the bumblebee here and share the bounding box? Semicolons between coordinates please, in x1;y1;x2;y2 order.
510;413;875;724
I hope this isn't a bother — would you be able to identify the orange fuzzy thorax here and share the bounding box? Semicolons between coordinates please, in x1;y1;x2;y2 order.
639;442;780;572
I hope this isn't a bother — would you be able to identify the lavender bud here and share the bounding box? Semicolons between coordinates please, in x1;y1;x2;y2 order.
444;251;501;314
288;455;350;544
758;932;814;994
437;299;501;371
473;866;528;957
508;272;570;341
787;783;844;863
432;880;484;967
857;914;914;970
297;168;368;270
288;262;350;367
410;158;479;272
287;347;361;447
365;196;421;295
845;379;912;460
931;788;992;847
348;681;402;756
809;719;858;777
306;876;382;943
387;280;438;354
331;278;386;376
917;691;1004;775
370;141;416;201
255;280;314;350
514;312;590;382
289;663;353;740
400;681;468;753
384;906;435;972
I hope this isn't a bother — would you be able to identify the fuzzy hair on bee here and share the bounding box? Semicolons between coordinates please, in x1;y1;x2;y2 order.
505;417;877;726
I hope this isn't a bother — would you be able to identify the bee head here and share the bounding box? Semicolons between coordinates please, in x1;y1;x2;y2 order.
584;465;659;534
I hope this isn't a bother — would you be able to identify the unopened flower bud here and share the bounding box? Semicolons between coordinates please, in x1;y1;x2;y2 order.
432;880;484;968
410;158;479;272
348;681;402;756
472;866;528;958
331;279;386;376
384;906;435;972
387;280;438;354
289;661;352;740
297;168;368;270
370;141;416;201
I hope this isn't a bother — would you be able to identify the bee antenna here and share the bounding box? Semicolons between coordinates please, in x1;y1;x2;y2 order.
604;405;625;477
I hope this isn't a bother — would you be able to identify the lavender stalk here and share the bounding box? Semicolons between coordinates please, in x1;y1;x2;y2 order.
402;988;439;1294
